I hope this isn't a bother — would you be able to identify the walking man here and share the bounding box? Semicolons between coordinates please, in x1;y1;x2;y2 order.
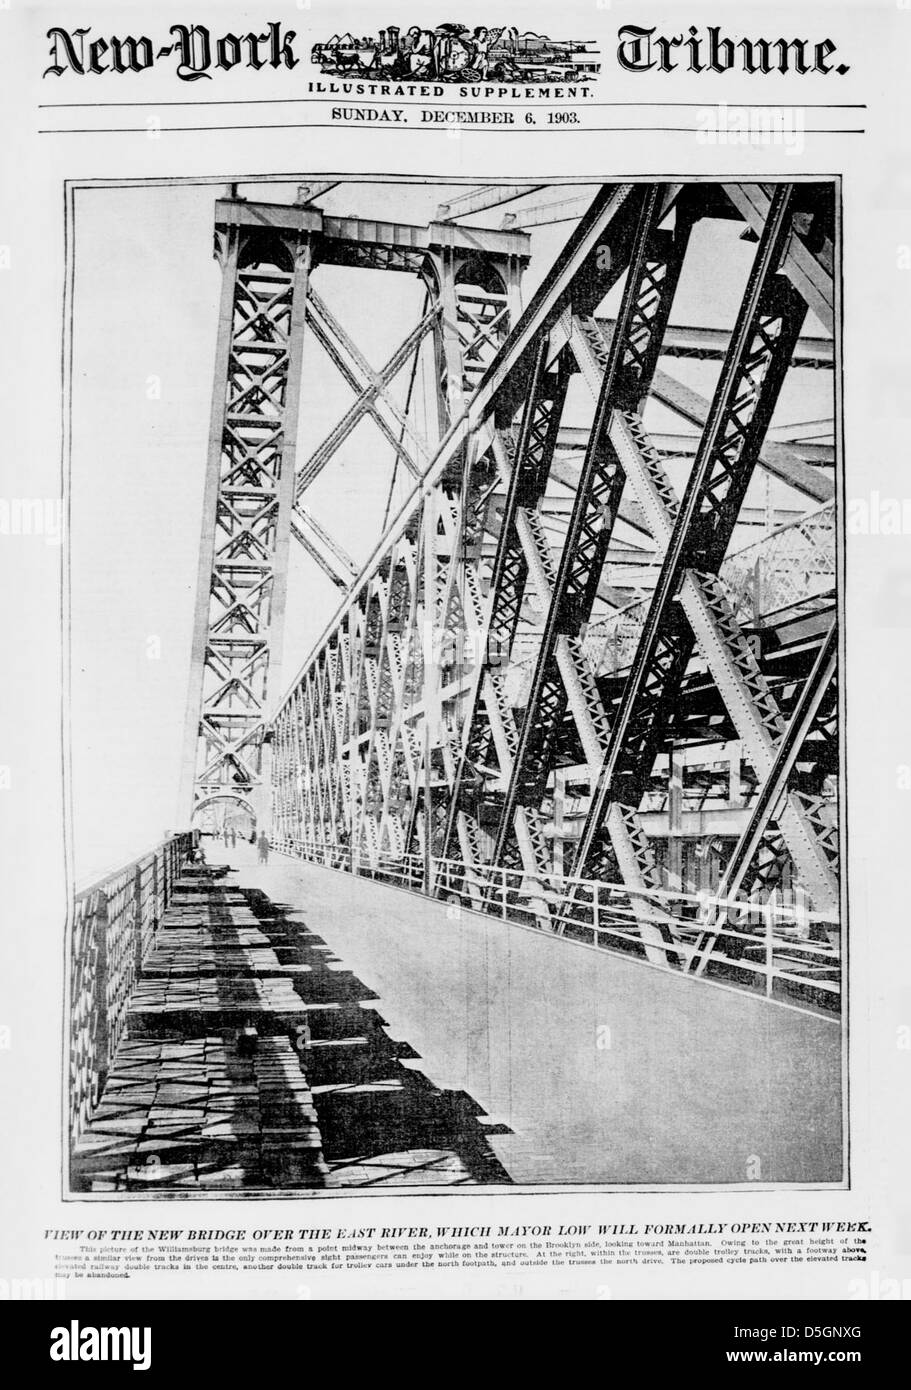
257;830;270;865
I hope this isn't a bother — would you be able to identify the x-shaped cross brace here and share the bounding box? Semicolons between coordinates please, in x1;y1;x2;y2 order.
296;290;438;497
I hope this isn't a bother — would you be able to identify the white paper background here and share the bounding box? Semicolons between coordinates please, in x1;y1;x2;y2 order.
1;0;908;1299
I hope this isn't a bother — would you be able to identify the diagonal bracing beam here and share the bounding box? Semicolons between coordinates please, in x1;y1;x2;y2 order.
568;186;837;923
438;334;573;917
687;618;839;974
291;508;359;589
488;186;693;895
573;319;833;504
723;183;834;333
297;292;439;495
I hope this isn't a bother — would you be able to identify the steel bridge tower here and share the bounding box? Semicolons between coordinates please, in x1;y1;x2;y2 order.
179;191;529;836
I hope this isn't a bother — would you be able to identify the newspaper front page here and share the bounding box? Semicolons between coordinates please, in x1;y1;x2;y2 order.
1;0;909;1317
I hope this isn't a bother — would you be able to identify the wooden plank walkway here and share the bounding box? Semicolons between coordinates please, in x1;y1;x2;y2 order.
71;866;511;1192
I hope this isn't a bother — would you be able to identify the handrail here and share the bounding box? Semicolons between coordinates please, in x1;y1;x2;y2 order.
274;835;840;1013
74;835;191;899
68;831;195;1148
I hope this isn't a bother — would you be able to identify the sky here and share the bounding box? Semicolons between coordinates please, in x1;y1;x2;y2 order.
68;178;832;882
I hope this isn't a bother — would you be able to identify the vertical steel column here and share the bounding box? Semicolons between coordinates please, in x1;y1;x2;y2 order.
178;223;240;824
179;202;312;832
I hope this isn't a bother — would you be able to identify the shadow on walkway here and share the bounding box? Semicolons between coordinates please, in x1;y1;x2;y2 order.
71;867;511;1192
241;884;512;1188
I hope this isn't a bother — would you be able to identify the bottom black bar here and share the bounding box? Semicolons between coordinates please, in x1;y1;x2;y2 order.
0;1298;903;1375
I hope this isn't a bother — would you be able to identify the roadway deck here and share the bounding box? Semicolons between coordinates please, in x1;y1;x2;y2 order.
71;843;843;1192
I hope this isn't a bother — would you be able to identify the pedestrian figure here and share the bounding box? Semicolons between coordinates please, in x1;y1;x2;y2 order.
257;831;270;865
228;826;236;848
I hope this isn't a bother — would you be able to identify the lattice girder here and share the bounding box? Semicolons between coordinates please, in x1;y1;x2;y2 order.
265;182;839;967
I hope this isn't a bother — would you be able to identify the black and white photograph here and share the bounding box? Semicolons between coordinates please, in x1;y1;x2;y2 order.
5;0;910;1334
64;175;843;1195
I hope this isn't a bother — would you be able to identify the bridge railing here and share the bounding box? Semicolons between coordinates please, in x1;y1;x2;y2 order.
68;832;196;1145
274;835;841;1013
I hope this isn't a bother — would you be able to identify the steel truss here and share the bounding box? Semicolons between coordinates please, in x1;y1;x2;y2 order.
252;181;839;1008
